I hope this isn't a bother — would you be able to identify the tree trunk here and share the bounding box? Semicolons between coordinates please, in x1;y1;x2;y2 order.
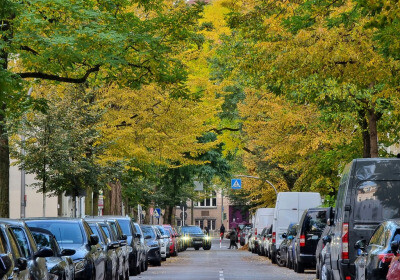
0;116;10;218
358;110;371;158
367;109;379;157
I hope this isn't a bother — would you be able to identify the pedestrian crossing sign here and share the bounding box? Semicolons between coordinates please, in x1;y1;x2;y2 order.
231;179;242;190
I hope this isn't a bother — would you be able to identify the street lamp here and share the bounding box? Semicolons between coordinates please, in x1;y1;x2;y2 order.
233;174;278;196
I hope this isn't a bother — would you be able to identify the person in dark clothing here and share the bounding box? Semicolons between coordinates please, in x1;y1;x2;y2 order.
228;228;238;249
220;224;225;240
204;226;209;236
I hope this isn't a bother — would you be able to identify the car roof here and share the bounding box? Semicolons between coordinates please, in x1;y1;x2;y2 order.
0;219;25;226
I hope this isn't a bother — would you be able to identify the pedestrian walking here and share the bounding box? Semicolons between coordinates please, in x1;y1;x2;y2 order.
220;224;225;240
204;226;210;236
228;228;238;249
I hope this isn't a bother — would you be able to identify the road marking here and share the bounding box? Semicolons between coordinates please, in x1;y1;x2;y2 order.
220;270;224;280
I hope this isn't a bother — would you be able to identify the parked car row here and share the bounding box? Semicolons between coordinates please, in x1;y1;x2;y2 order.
0;215;185;280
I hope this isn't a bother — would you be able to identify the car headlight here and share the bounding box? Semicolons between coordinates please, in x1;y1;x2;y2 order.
183;236;190;241
74;259;87;273
204;236;211;241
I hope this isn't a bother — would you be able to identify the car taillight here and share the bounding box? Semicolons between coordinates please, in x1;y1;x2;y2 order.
272;232;276;244
378;253;395;263
342;223;349;260
300;235;306;247
263;236;265;241
255;229;257;240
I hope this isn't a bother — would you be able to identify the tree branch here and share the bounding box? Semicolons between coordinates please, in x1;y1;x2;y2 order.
17;65;101;83
20;46;39;55
209;127;240;133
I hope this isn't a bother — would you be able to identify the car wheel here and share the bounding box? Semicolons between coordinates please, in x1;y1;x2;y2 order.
321;263;331;280
286;252;290;268
271;253;277;264
297;261;304;273
137;264;141;275
145;260;148;271
131;263;138;276
316;258;320;279
276;251;286;267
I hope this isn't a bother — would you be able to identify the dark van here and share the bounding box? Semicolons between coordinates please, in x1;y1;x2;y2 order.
293;208;327;273
321;158;400;280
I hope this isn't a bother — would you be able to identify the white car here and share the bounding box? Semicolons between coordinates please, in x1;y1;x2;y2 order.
155;225;170;261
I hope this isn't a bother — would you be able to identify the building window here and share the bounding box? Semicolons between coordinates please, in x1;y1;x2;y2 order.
195;219;204;229
207;220;216;230
195;191;217;207
176;220;183;227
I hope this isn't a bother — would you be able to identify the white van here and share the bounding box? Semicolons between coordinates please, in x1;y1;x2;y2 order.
254;208;274;236
270;192;322;263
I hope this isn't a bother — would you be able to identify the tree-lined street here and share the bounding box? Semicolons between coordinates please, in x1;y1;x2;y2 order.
136;239;314;280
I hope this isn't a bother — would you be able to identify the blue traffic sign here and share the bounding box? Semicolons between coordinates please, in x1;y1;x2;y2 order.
154;208;161;218
231;179;242;190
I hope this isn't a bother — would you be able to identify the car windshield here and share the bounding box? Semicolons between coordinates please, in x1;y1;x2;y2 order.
141;227;155;239
26;221;84;245
181;227;203;234
156;226;167;235
117;220;132;236
355;180;400;222
304;211;326;234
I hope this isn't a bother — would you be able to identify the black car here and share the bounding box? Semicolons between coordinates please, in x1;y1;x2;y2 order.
29;227;76;280
25;218;106;280
354;220;400;280
293;208;327;273
277;223;297;267
0;219;53;280
105;216;146;276
85;217;130;279
140;225;162;266
86;220;120;280
133;222;148;271
180;225;211;250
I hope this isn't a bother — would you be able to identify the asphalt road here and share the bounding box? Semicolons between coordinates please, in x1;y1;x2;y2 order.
133;238;316;280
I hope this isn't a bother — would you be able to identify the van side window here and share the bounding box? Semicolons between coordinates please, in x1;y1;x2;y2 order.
6;229;22;259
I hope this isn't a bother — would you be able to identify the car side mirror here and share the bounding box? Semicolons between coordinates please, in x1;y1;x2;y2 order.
282;233;287;239
34;247;54;258
0;254;12;277
135;233;141;238
326;207;335;226
89;234;99;246
121;234;127;241
322;235;331;245
354;239;367;251
145;235;152;239
60;248;76;257
391;241;399;255
16;257;28;271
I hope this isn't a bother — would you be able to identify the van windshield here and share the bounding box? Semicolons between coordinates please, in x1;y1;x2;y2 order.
355;180;400;222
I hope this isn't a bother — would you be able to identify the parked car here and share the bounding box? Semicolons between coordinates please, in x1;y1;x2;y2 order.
155;225;170;260
321;158;400;280
354;220;400;280
271;192;322;264
163;225;178;256
25;218;106;280
387;238;400;280
101;215;145;276
133;222;148;271
254;208;274;254
258;227;269;256
29;227;76;280
264;225;273;258
316;224;332;279
0;219;53;280
140;225;162;266
85;220;122;280
180;225;211;250
277;223;297;267
293;208;327;273
175;226;187;252
287;224;299;269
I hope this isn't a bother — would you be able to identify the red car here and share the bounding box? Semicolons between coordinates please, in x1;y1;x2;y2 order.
163;225;178;257
387;241;400;280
